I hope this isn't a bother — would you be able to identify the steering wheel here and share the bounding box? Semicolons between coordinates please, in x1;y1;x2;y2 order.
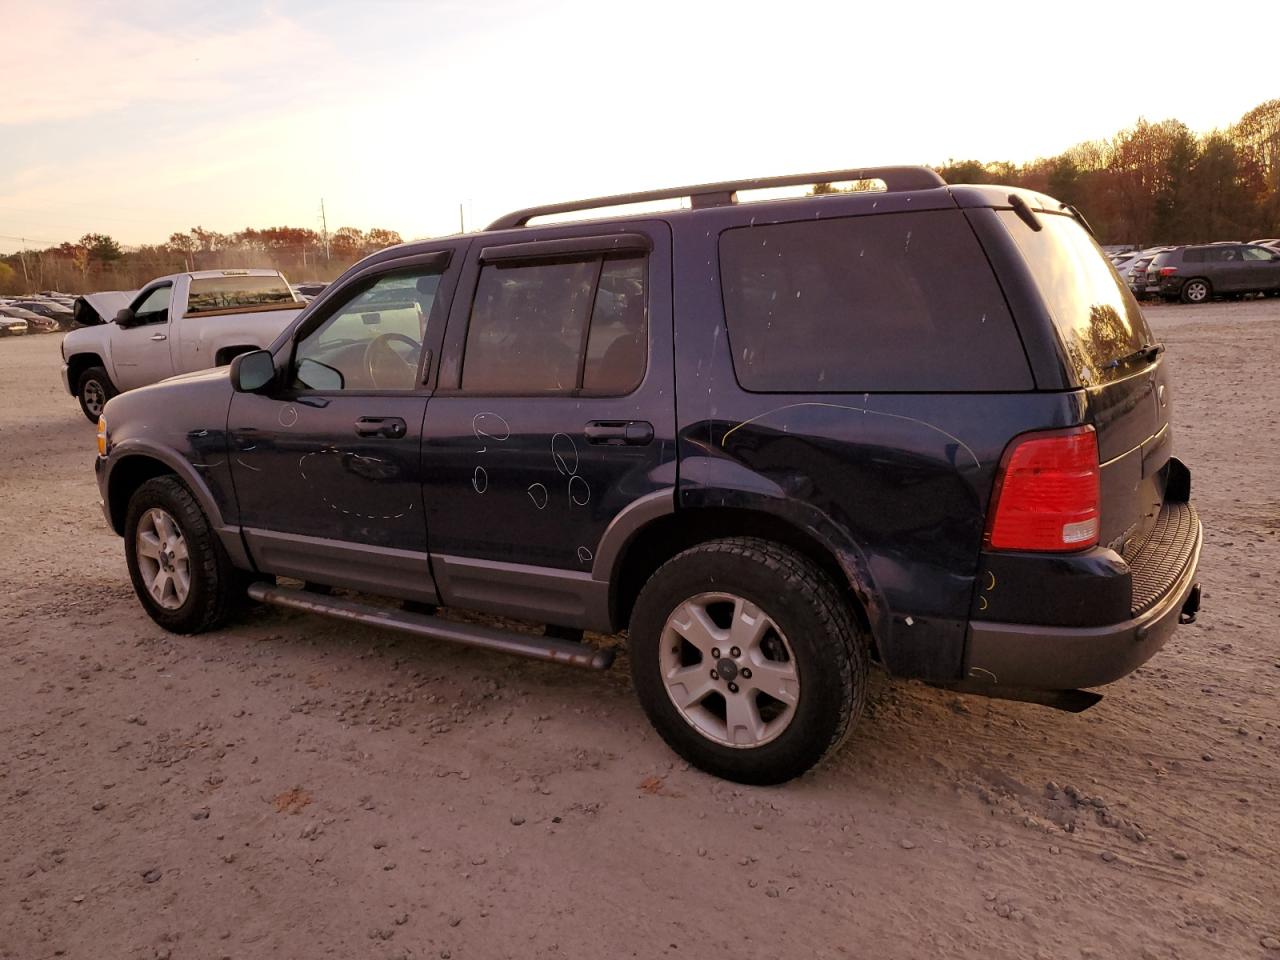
363;333;420;389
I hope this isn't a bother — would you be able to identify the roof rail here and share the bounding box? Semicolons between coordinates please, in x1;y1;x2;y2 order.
486;166;946;230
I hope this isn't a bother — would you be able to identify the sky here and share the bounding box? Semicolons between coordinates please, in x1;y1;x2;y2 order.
0;0;1271;254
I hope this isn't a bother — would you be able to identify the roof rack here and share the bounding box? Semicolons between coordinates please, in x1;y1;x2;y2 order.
486;166;946;230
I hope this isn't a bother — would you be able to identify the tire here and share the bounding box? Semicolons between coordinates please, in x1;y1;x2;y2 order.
123;476;245;634
1180;278;1211;304
76;366;117;423
629;537;868;784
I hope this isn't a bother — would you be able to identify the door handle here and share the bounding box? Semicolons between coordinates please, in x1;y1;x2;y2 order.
355;416;407;439
150;333;168;341
585;420;653;445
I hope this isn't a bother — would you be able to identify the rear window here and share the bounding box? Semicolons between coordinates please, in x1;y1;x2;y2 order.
187;275;296;315
998;211;1153;386
719;210;1031;392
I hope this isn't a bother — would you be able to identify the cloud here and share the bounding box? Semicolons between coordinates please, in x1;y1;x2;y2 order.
3;4;330;126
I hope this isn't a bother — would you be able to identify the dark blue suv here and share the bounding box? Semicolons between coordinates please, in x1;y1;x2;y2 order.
92;168;1203;784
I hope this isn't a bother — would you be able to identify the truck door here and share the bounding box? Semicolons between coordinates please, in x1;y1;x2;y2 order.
420;223;676;630
111;283;176;390
227;249;460;602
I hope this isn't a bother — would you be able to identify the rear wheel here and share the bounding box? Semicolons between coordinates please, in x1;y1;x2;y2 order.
629;537;868;784
1180;278;1211;304
76;366;117;423
124;476;245;633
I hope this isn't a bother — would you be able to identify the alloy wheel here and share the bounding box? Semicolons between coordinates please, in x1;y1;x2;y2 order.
135;508;191;610
659;592;800;748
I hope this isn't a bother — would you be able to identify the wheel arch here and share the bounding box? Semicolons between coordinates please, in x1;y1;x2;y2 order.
67;352;111;391
104;446;253;569
605;504;882;652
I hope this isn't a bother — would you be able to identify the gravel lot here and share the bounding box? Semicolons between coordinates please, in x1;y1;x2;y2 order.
1;300;1277;960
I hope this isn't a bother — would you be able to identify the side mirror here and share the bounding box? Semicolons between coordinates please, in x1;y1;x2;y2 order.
114;307;136;328
230;350;276;393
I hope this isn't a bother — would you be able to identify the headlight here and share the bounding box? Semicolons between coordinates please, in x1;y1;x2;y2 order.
96;416;108;457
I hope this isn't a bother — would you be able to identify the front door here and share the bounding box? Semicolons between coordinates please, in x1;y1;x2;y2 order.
421;224;675;626
227;253;456;602
1243;244;1280;293
111;283;175;390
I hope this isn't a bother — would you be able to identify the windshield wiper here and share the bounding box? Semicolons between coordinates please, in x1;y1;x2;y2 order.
1105;342;1164;370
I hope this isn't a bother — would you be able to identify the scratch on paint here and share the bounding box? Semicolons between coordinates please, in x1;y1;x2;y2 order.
719;402;980;469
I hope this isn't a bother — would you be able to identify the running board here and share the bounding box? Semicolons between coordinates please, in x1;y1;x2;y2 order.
247;582;615;670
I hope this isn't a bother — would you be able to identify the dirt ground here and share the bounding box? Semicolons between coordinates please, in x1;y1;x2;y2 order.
1;300;1277;960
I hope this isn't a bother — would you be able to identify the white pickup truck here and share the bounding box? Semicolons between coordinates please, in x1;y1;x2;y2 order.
61;269;305;421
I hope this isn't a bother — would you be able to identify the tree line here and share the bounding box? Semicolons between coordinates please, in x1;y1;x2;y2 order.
0;224;404;296
936;99;1280;246
4;99;1278;295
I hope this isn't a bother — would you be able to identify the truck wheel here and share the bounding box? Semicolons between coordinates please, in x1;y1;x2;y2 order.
1180;279;1211;304
629;537;868;784
76;366;117;423
124;476;244;634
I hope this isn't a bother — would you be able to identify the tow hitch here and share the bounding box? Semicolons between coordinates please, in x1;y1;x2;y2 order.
1179;583;1201;625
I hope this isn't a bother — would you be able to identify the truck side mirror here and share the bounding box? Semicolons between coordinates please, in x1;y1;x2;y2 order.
114;307;136;328
230;350;276;393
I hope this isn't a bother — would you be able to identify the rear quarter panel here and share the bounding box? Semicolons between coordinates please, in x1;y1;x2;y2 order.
670;200;1088;681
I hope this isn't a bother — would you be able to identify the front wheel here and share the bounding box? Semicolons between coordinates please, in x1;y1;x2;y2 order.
124;476;245;633
76;366;117;423
629;537;868;784
1180;278;1211;304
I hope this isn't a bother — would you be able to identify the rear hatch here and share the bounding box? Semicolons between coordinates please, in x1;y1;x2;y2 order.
997;209;1171;553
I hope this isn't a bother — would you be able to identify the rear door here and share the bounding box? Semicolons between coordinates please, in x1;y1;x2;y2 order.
997;210;1169;552
111;283;176;390
1206;245;1251;292
421;223;675;628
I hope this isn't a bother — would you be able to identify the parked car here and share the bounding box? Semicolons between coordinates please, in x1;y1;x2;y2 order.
13;299;73;323
1146;243;1280;302
1112;246;1173;299
92;168;1202;784
0;316;29;337
1253;238;1280;252
61;270;304;421
0;305;58;332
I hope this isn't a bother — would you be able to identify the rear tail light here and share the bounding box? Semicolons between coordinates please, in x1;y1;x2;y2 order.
985;426;1100;552
1159;266;1178;277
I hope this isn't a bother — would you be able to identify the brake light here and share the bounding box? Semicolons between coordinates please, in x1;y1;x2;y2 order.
1159;267;1178;277
985;427;1100;552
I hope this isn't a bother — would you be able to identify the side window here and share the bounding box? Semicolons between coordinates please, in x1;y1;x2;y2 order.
187;275;294;314
461;254;647;395
1208;246;1241;263
132;285;172;323
292;268;441;392
1243;246;1276;261
584;258;647;393
722;211;1031;392
1183;248;1205;263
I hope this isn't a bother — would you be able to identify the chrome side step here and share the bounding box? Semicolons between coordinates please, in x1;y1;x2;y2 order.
247;582;615;670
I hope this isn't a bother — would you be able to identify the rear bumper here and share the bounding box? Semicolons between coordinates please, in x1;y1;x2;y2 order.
964;505;1202;690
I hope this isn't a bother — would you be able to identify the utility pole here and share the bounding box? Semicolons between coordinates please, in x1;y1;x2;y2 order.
18;239;29;287
319;198;330;261
459;203;465;233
